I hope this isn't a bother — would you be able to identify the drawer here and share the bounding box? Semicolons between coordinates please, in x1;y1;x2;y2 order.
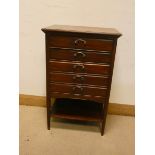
49;83;108;98
48;36;113;51
48;61;111;75
49;48;112;63
49;72;110;86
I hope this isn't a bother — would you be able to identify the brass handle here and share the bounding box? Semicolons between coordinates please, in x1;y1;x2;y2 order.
73;64;85;71
74;38;86;45
72;86;83;94
73;75;85;82
74;52;86;58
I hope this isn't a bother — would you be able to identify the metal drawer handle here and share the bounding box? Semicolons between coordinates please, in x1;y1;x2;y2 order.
72;86;83;93
74;51;86;58
73;64;85;71
73;75;85;81
74;38;86;45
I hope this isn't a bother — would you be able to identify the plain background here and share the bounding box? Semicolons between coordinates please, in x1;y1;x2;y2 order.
19;0;135;105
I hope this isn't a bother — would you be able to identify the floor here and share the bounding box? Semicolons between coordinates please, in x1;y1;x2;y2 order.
19;105;135;155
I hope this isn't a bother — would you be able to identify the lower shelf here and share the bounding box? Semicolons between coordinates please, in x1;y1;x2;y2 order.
51;98;103;122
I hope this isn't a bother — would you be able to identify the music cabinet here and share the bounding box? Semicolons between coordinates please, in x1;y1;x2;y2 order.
42;25;121;136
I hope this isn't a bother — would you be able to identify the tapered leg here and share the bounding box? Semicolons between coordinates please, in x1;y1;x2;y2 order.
47;96;51;130
101;118;106;136
101;102;109;136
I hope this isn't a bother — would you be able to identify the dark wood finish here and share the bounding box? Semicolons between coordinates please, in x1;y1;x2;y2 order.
42;25;121;136
49;48;112;63
48;60;111;75
49;72;110;86
49;83;108;98
42;25;121;36
49;92;105;103
48;35;113;51
100;39;118;135
45;34;51;130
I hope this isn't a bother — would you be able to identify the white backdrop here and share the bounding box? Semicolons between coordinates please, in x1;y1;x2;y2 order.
19;0;135;105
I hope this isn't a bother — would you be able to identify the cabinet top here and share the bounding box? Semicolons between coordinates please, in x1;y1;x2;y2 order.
42;25;122;37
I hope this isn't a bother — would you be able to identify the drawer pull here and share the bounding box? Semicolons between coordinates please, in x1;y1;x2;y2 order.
72;86;83;94
74;51;86;58
73;75;85;82
73;64;85;71
74;38;86;45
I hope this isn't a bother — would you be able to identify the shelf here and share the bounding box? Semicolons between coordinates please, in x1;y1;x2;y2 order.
51;98;103;122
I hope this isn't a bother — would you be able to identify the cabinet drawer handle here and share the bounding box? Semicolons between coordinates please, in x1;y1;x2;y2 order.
73;75;85;82
73;64;85;71
72;86;83;94
74;52;86;58
74;38;86;45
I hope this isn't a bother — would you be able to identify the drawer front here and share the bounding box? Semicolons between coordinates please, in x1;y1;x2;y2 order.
49;83;107;98
48;61;110;75
49;48;112;63
48;36;113;51
49;72;110;86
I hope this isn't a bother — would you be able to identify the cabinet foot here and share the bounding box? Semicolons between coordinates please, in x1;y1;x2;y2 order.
100;121;105;136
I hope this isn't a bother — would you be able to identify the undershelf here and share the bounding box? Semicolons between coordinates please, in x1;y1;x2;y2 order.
51;98;103;122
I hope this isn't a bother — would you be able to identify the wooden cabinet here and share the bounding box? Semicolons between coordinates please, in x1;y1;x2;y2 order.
42;25;121;136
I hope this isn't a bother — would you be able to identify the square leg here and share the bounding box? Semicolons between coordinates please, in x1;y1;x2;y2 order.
100;102;109;136
46;96;51;130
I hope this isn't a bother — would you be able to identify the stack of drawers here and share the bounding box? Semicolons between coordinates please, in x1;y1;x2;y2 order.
42;25;121;135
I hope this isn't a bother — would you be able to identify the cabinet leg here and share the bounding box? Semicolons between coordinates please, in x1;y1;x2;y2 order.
47;111;50;130
47;97;51;130
101;102;109;136
101;120;106;136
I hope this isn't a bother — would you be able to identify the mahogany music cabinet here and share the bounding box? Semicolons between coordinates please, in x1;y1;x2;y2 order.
42;25;121;136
